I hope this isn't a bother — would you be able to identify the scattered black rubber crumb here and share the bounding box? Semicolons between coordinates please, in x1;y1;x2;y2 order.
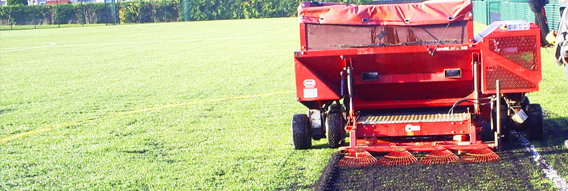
0;108;14;115
315;140;551;191
314;152;342;190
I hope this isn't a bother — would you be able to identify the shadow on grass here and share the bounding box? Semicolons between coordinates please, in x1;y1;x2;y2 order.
0;26;63;31
499;110;568;151
497;111;568;157
512;110;568;152
542;115;568;146
0;24;112;31
311;143;334;150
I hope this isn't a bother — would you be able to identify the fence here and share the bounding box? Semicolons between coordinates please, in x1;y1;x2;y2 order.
473;0;562;31
0;0;373;29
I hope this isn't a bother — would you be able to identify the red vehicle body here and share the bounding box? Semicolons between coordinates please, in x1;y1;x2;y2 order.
291;0;544;164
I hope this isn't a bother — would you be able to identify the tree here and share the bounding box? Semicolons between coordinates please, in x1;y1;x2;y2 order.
7;0;28;6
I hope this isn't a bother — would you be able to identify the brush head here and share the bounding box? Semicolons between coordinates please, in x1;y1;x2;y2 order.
421;149;460;165
379;147;418;166
462;147;500;163
338;150;379;167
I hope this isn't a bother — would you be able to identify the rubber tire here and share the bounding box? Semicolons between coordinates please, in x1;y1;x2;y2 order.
292;114;312;149
518;97;531;132
328;104;346;126
517;97;531;131
326;111;345;148
522;97;530;110
481;121;494;142
492;101;512;143
526;104;544;140
328;104;342;113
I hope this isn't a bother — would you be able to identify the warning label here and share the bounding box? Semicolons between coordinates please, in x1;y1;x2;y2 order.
303;88;318;98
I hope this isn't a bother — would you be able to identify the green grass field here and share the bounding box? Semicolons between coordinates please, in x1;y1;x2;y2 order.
1;18;568;190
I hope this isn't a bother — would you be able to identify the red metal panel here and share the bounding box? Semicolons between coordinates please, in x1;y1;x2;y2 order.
480;27;541;94
294;58;341;101
356;121;471;137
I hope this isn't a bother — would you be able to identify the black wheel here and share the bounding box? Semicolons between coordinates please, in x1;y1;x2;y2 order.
326;106;345;148
525;104;544;140
522;97;530;110
515;96;531;131
492;100;512;143
481;121;494;142
292;114;311;149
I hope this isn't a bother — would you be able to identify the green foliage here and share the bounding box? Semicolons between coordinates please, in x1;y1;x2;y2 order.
55;4;77;24
7;0;27;6
119;2;141;23
0;0;374;25
81;3;111;24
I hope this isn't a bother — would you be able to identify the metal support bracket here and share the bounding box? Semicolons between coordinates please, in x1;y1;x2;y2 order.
494;80;502;150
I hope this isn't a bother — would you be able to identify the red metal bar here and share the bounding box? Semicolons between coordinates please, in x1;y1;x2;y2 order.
356;122;471;137
341;142;495;153
352;97;475;110
353;71;473;84
299;23;307;51
296;45;481;58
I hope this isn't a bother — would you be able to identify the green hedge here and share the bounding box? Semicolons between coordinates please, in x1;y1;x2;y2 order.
7;0;27;6
0;0;373;25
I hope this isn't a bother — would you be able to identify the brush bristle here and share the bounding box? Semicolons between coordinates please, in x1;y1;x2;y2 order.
421;149;460;165
378;148;418;166
338;151;378;167
462;148;500;163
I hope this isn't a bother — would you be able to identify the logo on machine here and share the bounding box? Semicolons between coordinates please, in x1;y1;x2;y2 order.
303;79;318;98
303;79;316;88
405;124;421;132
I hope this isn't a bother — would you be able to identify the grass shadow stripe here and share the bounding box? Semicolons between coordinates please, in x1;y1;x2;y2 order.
0;90;294;144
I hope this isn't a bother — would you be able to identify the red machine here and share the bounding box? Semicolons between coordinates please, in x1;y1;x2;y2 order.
291;0;544;166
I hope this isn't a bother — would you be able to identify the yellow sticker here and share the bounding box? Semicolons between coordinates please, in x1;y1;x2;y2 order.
546;30;556;45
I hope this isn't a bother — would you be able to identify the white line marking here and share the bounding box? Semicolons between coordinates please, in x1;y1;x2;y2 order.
1;35;295;52
57;35;296;47
513;131;568;190
0;42;56;53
